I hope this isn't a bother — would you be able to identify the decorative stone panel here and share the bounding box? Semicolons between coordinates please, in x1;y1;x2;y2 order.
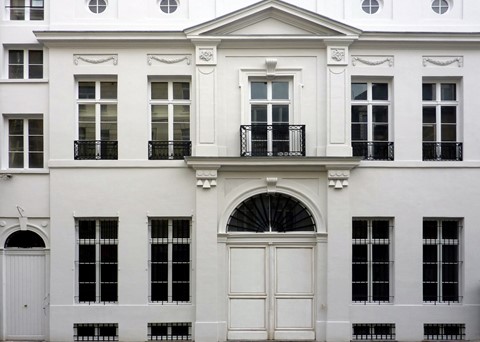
423;56;463;67
196;169;218;189
327;46;348;66
147;54;191;65
74;54;118;66
352;55;394;67
196;46;217;65
328;170;350;189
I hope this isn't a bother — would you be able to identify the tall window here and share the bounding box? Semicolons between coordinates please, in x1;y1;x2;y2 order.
149;81;191;160
150;219;191;303
6;0;44;20
351;82;393;160
352;219;392;303
8;50;43;79
75;81;118;160
77;219;118;303
422;82;461;160
423;219;461;303
7;117;44;168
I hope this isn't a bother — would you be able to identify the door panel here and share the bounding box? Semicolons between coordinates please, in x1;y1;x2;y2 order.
230;247;266;294
275;247;313;294
6;252;46;340
276;298;313;329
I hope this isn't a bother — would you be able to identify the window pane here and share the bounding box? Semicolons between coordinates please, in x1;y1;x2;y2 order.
9;119;24;135
441;125;456;142
372;264;389;281
272;105;289;123
29;136;43;152
28;119;43;135
100;82;117;99
372;220;389;238
352;264;368;281
441;83;456;101
151;82;168;100
272;82;289;100
172;283;189;301
28;65;42;79
372;83;388;100
173;244;189;262
352;123;367;141
100;220;118;239
174;105;189;122
28;51;43;79
9;136;24;151
372;283;389;301
251;105;267;123
373;124;388;141
173;220;190;238
423;125;436;142
151;244;168;262
29;152;43;168
251;82;267;100
423;221;438;239
151;283;168;302
441;106;456;123
172;263;189;281
352;220;368;239
9;152;24;168
79;220;96;239
173;123;189;141
79;245;96;262
173;82;190;100
9;50;23;64
442;221;459;239
423;83;436;101
79;283;96;302
152;220;168;238
101;104;117;121
352;245;368;262
79;82;96;99
352;283;368;301
79;263;96;282
423;107;436;123
423;283;438;301
101;245;117;262
423;245;438;262
352;83;367;100
372;245;389;262
372;106;388;123
352;106;367;122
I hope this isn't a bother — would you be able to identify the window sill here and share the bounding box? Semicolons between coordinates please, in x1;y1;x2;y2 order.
0;79;48;84
1;169;49;175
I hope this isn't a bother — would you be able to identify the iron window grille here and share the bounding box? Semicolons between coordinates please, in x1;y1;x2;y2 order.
352;323;395;340
424;324;465;340
423;219;462;303
74;140;118;160
352;141;394;161
352;219;393;303
6;0;44;20
422;142;462;161
148;323;192;340
74;323;118;341
149;219;191;304
76;219;118;304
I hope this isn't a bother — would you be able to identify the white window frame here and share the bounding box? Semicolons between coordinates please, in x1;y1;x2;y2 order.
352;218;393;304
7;49;43;79
159;0;178;14
87;0;107;14
3;115;44;170
76;218;118;304
149;218;191;304
5;0;44;20
431;0;450;14
248;78;292;126
361;0;381;14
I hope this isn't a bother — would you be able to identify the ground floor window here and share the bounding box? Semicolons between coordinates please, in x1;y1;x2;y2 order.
148;322;192;340
352;323;395;340
150;218;191;303
424;324;465;340
74;323;118;341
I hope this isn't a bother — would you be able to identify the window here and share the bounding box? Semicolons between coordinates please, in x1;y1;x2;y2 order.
148;323;192;340
159;0;178;14
74;323;118;341
361;0;380;14
352;324;395;340
424;324;465;340
422;82;461;160
7;117;44;168
88;0;107;13
149;81;191;160
8;50;43;79
423;219;461;303
432;0;449;14
75;81;117;160
6;0;44;20
150;219;191;303
352;219;392;303
351;82;393;160
77;219;118;303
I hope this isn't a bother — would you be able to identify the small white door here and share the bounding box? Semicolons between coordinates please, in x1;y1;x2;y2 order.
5;250;46;340
228;245;315;340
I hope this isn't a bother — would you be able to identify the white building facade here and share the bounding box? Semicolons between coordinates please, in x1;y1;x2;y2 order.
1;0;480;341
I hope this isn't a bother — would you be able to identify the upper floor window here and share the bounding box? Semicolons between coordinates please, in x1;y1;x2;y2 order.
159;0;178;14
88;0;107;14
8;50;43;79
351;81;393;160
422;82;461;161
361;0;380;14
431;0;449;14
149;81;191;160
75;80;118;160
7;117;44;169
6;0;44;20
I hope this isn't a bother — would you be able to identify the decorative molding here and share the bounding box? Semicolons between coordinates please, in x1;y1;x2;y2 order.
328;170;350;189
199;50;214;62
423;56;463;67
352;56;394;67
195;46;217;66
196;169;218;189
266;177;278;193
0;221;6;227
327;46;348;66
331;49;345;62
74;54;118;66
265;58;277;78
147;55;191;65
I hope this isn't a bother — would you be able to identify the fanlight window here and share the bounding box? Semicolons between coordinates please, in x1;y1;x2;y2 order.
5;230;45;248
227;193;315;232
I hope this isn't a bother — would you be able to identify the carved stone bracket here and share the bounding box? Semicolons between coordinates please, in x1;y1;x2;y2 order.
196;169;218;189
328;170;350;189
74;54;118;65
423;56;463;67
147;55;191;65
266;177;278;193
265;58;278;78
352;56;394;67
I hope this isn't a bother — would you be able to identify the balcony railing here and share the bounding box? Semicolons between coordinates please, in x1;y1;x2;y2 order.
423;142;463;161
74;140;118;160
148;141;191;160
352;141;394;161
240;124;305;157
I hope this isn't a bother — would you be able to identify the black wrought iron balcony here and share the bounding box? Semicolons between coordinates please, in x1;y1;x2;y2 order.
148;141;192;160
352;141;394;161
423;142;463;161
240;124;305;157
74;140;118;160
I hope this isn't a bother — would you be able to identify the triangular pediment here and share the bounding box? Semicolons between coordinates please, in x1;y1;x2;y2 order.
185;0;361;38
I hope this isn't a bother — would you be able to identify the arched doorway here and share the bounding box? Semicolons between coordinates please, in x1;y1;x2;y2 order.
226;193;316;341
4;230;47;341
